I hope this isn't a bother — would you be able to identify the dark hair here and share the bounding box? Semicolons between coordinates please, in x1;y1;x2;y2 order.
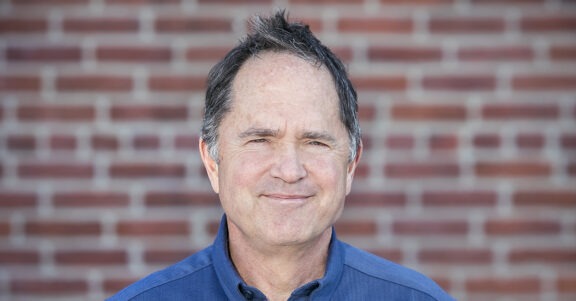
201;10;360;161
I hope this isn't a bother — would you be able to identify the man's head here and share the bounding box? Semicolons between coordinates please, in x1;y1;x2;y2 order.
199;11;362;248
201;10;361;163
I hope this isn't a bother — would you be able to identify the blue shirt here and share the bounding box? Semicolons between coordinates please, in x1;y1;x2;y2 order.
108;216;455;301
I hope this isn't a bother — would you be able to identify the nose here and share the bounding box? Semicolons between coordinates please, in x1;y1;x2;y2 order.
270;144;308;183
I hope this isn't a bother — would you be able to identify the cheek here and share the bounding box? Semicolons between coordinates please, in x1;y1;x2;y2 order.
219;151;267;189
307;156;349;187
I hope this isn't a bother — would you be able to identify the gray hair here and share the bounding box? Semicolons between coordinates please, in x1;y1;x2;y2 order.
201;10;361;162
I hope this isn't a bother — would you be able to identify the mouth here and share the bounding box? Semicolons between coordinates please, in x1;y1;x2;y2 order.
261;193;314;203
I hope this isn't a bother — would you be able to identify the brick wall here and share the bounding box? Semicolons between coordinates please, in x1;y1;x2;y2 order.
1;0;575;300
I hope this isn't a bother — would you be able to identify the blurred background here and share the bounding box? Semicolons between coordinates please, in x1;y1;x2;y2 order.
0;0;575;300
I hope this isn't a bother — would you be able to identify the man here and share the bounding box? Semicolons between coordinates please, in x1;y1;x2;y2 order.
108;11;455;301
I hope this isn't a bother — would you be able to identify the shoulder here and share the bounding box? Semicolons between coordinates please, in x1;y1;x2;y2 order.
107;246;215;301
340;241;454;301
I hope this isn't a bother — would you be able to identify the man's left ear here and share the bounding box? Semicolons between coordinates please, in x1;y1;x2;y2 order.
346;140;363;195
199;138;220;194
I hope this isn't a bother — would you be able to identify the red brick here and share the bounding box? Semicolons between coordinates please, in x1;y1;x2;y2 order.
391;104;467;120
429;133;458;150
26;221;101;236
145;192;219;206
358;104;377;121
513;75;576;90
334;220;377;235
419;248;492;264
0;18;47;33
18;163;93;178
97;46;172;62
50;135;77;150
394;220;468;235
186;46;231;61
62;18;139;33
470;0;544;3
366;248;403;263
91;135;119;150
514;190;576;207
110;105;188;121
133;135;160;149
385;162;460;178
110;163;186;178
561;134;576;149
57;75;133;91
475;161;551;177
473;133;500;148
53;192;130;207
550;45;576;60
155;17;232;32
368;46;442;62
354;164;370;179
144;249;193;264
0;75;41;91
18;105;95;121
330;46;354;62
116;220;189;236
0;250;39;264
7;135;36;151
557;276;576;292
458;46;533;61
516;133;544;149
521;15;576;32
290;0;362;3
0;222;10;236
466;276;541;293
7;46;81;61
422;75;496;91
485;219;561;235
207;220;220;236
346;192;406;207
11;0;89;4
482;104;558;119
106;0;181;5
509;248;576;263
148;75;205;91
0;192;37;208
199;0;271;3
380;0;454;4
569;162;576;176
429;17;505;33
385;134;414;149
55;250;127;265
351;75;407;91
174;134;199;149
11;279;88;295
103;278;138;293
338;17;413;33
422;190;497;207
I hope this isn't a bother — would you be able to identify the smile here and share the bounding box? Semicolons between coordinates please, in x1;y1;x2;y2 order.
261;193;313;203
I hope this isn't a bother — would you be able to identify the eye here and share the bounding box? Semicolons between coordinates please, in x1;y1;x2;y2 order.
308;140;329;147
248;138;268;144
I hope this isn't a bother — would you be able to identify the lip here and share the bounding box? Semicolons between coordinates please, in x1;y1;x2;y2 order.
261;193;313;202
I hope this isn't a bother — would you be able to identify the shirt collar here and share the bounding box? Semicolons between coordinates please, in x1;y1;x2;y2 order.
211;215;345;300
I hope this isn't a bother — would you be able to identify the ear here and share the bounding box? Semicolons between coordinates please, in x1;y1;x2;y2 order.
345;140;363;195
199;138;220;194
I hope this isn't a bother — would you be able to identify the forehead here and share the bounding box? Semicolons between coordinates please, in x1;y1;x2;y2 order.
230;51;339;112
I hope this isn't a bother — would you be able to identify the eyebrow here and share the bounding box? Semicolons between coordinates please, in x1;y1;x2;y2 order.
238;128;279;139
301;131;337;144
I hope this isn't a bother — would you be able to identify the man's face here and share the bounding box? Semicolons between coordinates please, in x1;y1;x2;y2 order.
200;52;360;248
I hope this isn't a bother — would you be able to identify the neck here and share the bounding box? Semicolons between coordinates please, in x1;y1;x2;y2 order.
227;224;332;301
